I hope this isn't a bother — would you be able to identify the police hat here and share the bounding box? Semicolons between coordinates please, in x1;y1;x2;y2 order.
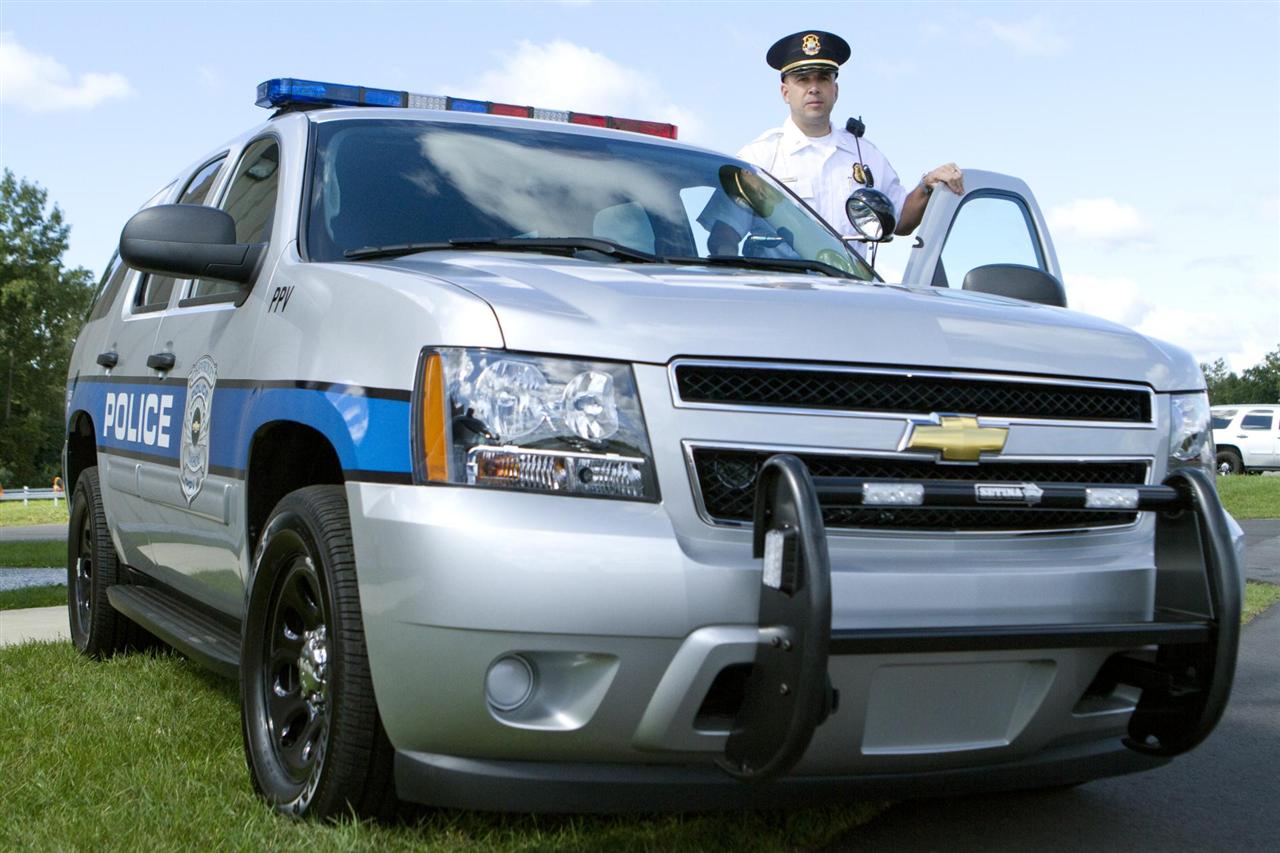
766;31;851;78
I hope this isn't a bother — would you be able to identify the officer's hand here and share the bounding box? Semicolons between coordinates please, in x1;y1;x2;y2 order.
924;163;964;195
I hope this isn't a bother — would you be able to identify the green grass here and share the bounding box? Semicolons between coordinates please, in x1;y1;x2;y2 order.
0;583;65;610
0;498;70;527
0;539;65;568
1244;581;1280;624
0;642;885;852
1217;475;1280;519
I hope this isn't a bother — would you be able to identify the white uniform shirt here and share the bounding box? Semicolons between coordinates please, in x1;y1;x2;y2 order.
698;117;908;257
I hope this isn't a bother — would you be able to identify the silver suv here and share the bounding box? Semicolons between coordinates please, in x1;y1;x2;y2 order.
64;77;1245;818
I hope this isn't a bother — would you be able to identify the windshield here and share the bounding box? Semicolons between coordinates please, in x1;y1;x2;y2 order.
305;118;874;279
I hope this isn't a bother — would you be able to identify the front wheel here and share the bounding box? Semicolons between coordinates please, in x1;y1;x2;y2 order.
240;485;395;819
1215;449;1243;476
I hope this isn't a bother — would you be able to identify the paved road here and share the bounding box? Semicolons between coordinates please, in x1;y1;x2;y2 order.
0;523;67;542
1242;518;1279;584
827;603;1280;852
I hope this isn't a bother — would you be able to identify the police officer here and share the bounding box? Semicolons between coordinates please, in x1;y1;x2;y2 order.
703;30;963;256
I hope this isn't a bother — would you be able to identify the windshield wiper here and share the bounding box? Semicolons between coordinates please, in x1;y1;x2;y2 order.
663;254;855;280
344;237;662;263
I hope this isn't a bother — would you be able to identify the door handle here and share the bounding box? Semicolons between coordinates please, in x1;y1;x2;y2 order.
96;351;119;368
146;352;176;372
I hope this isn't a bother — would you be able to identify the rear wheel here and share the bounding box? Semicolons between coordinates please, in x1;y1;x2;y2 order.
240;485;395;819
67;467;144;656
1215;449;1243;476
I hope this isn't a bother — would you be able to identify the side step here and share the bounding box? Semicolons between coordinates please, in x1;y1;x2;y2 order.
106;585;241;679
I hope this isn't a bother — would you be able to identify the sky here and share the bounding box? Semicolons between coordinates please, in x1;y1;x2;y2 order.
1;0;1277;372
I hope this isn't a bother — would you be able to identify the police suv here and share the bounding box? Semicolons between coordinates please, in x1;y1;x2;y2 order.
65;78;1245;818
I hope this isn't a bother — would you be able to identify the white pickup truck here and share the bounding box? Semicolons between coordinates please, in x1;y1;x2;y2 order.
1213;404;1280;474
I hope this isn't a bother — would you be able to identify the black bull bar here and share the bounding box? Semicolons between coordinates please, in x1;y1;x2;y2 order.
721;455;1241;782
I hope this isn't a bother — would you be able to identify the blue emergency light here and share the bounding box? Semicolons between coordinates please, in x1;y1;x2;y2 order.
255;77;678;139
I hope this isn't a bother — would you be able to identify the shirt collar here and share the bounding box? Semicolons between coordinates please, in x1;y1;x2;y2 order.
782;116;834;153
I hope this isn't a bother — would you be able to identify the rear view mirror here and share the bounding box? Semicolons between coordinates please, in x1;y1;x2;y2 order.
845;188;896;242
961;263;1067;307
119;204;265;286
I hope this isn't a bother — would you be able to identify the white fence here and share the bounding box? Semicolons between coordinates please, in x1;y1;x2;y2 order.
0;487;63;505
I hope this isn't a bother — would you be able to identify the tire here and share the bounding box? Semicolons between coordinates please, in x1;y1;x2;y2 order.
240;485;395;820
67;467;145;656
1215;449;1243;476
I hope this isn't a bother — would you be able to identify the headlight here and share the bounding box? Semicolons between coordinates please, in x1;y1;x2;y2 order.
1168;392;1214;477
413;348;658;501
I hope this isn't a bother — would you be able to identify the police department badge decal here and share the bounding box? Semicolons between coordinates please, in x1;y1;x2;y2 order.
180;355;217;504
802;34;821;55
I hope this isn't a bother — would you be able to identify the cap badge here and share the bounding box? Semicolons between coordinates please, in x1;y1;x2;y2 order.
802;34;821;56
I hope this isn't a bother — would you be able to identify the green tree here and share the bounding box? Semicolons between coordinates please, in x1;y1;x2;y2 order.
1201;345;1280;405
0;169;95;487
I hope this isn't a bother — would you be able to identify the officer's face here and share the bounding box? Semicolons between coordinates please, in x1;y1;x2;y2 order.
780;70;838;125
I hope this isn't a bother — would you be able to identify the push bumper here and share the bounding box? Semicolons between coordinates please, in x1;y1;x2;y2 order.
725;458;1242;781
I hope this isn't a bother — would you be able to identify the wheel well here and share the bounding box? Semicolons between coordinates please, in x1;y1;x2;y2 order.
1215;444;1241;457
246;423;343;552
66;412;97;497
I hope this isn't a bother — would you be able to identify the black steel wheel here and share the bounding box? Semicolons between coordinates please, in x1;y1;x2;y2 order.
67;467;143;656
240;485;395;819
1215;449;1243;476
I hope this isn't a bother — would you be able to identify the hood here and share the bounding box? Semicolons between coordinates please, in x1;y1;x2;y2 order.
381;253;1203;391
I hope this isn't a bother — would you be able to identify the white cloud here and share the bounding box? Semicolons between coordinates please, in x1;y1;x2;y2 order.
1047;198;1150;246
983;17;1069;57
1067;272;1278;371
448;39;705;144
0;32;132;111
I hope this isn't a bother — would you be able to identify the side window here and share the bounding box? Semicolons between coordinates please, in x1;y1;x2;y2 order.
87;253;130;322
938;194;1045;289
1211;410;1237;430
1241;411;1275;430
189;138;279;301
138;156;228;311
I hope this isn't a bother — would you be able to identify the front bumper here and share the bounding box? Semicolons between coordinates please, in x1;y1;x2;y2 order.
345;466;1241;810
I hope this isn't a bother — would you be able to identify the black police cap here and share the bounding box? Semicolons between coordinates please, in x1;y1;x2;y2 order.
766;30;851;77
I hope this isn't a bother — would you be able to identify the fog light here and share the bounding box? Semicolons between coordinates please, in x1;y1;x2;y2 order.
486;655;535;712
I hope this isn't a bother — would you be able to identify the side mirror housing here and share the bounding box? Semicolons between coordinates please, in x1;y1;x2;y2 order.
844;188;896;243
119;204;265;286
961;263;1067;308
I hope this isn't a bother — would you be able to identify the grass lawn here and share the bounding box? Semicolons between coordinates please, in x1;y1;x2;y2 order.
1216;475;1280;519
0;539;65;568
0;499;69;527
0;641;885;851
0;583;65;610
1243;580;1280;624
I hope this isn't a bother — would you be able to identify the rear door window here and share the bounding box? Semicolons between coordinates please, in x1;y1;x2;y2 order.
137;156;228;311
1241;411;1275;430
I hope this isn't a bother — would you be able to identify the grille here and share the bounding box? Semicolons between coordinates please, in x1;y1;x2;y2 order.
674;364;1151;423
690;448;1148;532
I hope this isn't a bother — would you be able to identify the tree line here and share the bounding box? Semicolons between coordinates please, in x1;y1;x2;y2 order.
0;170;94;489
0;168;1276;489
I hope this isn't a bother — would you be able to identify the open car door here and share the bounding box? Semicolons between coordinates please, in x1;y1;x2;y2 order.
900;170;1065;306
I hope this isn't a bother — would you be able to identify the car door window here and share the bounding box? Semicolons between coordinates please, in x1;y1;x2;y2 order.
938;194;1045;289
1241;411;1274;430
188;138;278;301
137;156;228;312
1211;410;1237;430
87;253;131;322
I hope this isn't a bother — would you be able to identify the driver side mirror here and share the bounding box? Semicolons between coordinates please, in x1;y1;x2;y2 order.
845;188;896;243
119;204;265;286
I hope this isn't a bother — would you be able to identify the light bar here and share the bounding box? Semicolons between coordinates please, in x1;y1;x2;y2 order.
1084;488;1141;510
255;77;678;139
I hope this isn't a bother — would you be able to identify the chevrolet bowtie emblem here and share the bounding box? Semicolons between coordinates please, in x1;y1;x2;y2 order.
905;416;1008;462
